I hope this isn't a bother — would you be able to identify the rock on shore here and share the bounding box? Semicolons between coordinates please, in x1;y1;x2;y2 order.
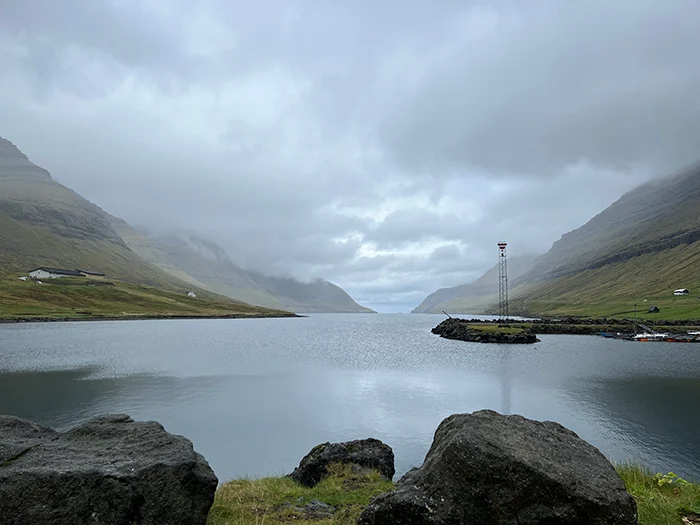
359;410;637;525
0;414;218;525
289;438;395;487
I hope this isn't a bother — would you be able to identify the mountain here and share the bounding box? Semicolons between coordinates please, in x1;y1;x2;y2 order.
507;165;700;318
112;221;374;313
0;137;183;285
414;165;700;319
0;136;292;319
411;255;539;314
0;136;370;314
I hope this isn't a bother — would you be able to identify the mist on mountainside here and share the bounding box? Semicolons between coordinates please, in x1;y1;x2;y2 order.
3;2;700;311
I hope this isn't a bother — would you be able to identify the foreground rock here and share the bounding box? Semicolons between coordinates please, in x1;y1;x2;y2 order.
359;410;637;525
0;414;218;525
432;318;539;344
289;438;395;487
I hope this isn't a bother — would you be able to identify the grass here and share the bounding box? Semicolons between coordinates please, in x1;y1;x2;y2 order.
208;464;393;525
466;323;526;335
208;464;700;525
617;465;700;525
0;276;294;320
509;242;700;321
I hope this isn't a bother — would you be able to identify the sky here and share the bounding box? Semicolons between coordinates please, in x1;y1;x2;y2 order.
1;1;700;312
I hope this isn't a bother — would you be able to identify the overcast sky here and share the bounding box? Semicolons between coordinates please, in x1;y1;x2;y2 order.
2;1;700;312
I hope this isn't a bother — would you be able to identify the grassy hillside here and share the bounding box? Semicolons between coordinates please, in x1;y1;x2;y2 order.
0;137;195;288
0;276;292;321
505;165;700;318
0;136;294;319
524;164;700;282
510;241;700;319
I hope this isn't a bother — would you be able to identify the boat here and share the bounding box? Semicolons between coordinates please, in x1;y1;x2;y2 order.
631;333;668;342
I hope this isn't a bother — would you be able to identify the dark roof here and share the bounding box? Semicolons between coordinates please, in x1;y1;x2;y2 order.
28;267;82;276
77;269;106;276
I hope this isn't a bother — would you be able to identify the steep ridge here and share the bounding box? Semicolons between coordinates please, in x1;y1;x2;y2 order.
0;136;293;319
508;165;700;317
0;137;184;285
111;221;374;313
522;164;700;281
412;255;539;314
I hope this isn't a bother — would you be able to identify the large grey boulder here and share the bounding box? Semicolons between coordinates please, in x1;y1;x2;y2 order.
289;438;395;487
359;410;637;525
0;414;218;525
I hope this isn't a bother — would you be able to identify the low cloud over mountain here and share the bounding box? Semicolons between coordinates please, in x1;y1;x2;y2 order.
2;1;699;311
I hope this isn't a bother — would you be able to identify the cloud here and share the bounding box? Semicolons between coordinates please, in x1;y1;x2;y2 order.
1;0;698;311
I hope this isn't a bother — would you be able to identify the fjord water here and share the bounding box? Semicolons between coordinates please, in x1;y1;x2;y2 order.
1;314;698;481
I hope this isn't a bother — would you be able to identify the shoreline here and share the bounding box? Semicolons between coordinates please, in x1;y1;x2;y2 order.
0;312;301;324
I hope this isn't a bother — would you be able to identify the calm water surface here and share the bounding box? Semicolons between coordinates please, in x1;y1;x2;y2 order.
1;314;698;481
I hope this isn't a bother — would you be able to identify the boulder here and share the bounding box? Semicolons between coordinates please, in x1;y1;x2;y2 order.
289;438;395;487
0;414;218;525
359;410;637;525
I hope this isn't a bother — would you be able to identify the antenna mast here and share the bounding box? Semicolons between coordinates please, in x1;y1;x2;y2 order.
498;242;509;320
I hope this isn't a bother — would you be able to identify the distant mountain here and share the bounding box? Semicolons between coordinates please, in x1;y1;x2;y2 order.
412;255;539;314
112;221;374;313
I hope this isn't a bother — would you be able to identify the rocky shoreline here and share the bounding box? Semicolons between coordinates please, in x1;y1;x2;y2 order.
432;318;540;344
1;411;639;524
450;317;700;335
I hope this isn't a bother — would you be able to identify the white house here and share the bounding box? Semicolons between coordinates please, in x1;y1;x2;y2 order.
187;291;197;298
674;288;690;296
28;267;82;279
18;276;27;281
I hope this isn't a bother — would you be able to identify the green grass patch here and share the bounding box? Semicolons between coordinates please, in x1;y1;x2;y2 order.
617;465;700;525
466;324;526;335
0;277;293;320
208;464;700;524
208;464;393;525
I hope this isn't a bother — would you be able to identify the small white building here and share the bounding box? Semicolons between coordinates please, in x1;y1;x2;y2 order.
18;276;28;281
28;267;82;279
674;288;690;296
187;291;197;298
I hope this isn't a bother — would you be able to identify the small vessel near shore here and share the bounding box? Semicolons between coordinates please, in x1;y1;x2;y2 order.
598;321;700;342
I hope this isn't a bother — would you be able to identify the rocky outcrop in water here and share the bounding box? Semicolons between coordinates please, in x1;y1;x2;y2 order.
432;318;539;344
289;438;395;487
359;410;638;525
0;414;218;525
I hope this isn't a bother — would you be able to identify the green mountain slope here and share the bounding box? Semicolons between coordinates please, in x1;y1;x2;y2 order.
0;136;290;319
414;165;700;319
523;165;700;281
0;137;186;286
112;221;374;313
507;165;700;319
412;256;539;314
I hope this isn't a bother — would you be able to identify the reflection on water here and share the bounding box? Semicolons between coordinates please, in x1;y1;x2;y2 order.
571;376;700;475
0;315;698;481
0;367;225;430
